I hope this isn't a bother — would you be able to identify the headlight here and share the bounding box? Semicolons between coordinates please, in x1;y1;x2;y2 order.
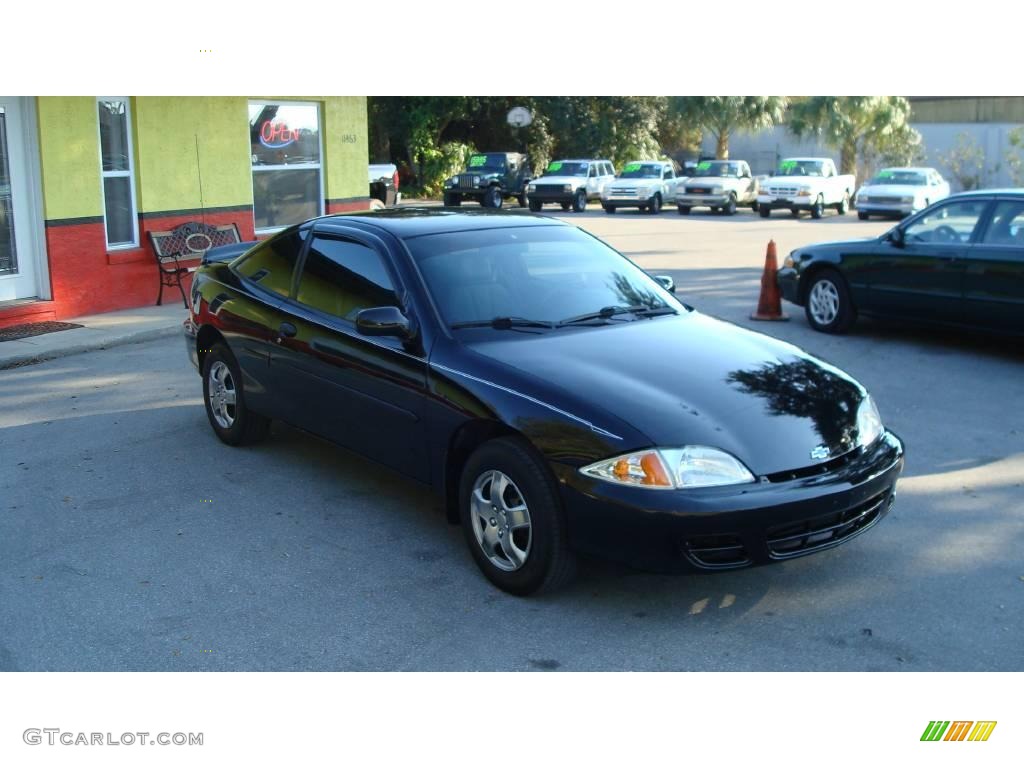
856;396;883;447
901;196;915;204
474;176;483;186
563;184;573;193
527;184;536;193
784;253;796;269
798;186;814;196
711;186;724;195
581;446;755;490
446;177;457;187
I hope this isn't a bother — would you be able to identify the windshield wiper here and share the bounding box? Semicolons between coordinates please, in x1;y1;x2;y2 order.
558;305;677;326
450;316;555;331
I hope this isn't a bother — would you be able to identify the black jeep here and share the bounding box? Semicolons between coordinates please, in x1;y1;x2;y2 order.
442;152;532;209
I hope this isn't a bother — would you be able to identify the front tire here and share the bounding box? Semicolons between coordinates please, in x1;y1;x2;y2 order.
759;205;771;218
518;192;529;208
572;188;587;213
804;269;856;334
484;186;502;209
459;437;576;595
810;195;825;219
528;198;542;212
723;193;738;216
442;193;462;207
857;210;869;221
678;205;691;215
560;202;571;212
202;343;270;446
602;205;616;214
836;191;850;215
647;193;662;214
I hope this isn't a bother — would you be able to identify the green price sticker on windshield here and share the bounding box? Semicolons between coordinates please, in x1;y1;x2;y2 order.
878;170;894;179
469;155;487;167
697;161;712;170
780;160;797;171
623;162;641;172
547;161;563;172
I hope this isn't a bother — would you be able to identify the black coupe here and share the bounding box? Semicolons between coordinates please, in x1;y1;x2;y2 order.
778;189;1024;335
185;209;904;594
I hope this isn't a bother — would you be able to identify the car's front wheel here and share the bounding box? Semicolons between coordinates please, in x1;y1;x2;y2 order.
528;198;542;212
202;343;270;446
483;186;502;208
647;193;662;214
442;193;462;207
759;205;771;218
805;269;855;334
459;437;575;595
810;194;825;219
602;204;616;214
836;192;850;215
857;210;869;221
678;205;691;215
572;188;587;213
723;193;738;216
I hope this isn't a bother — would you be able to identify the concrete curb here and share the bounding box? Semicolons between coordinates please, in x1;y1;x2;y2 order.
0;325;181;371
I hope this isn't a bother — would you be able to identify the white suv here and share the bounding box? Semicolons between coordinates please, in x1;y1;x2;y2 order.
527;159;616;213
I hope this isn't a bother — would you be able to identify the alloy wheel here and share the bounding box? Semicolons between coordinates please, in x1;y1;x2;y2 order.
207;360;237;429
470;469;532;572
809;279;840;326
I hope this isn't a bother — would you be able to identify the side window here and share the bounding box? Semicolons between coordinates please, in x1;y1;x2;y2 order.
296;235;398;320
604;162;613;176
588;164;597;177
980;201;1024;247
663;167;674;179
233;226;307;297
904;200;988;245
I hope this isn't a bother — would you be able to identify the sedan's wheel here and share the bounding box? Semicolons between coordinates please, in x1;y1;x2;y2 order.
805;269;855;334
678;205;691;215
528;198;542;212
724;193;738;216
857;210;869;221
485;186;503;209
836;192;850;215
202;343;270;446
459;437;575;595
648;193;662;214
572;188;587;213
759;205;771;218
810;195;825;219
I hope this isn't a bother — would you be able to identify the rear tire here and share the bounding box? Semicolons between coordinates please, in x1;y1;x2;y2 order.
804;269;856;334
459;437;576;596
518;192;529;208
836;191;850;215
202;343;270;446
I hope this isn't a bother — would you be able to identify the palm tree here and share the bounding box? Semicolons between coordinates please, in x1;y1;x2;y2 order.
787;96;922;176
670;97;788;159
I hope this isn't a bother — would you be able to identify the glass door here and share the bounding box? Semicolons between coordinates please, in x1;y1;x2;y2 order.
0;98;39;301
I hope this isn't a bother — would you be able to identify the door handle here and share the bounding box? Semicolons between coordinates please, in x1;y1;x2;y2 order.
277;322;297;340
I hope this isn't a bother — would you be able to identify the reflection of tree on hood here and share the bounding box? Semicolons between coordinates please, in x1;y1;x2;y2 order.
727;359;861;451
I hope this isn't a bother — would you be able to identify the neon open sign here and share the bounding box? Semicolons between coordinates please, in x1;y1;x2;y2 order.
259;121;300;149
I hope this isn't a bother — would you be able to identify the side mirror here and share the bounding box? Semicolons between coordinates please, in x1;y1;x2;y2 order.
888;228;905;247
355;306;414;340
652;275;676;293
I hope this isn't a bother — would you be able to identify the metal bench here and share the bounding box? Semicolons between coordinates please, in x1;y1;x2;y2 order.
148;222;241;306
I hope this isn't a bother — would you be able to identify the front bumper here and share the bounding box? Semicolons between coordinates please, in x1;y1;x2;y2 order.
602;193;657;208
758;194;814;210
552;430;904;572
777;266;801;305
856;201;916;215
529;191;576;204
183;318;200;373
677;193;730;207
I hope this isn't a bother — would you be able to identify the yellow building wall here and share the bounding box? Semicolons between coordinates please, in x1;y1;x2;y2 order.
36;97;103;220
322;97;369;200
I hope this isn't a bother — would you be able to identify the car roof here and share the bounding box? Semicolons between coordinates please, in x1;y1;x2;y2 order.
784;157;832;162
310;207;569;239
877;166;937;173
553;158;610;163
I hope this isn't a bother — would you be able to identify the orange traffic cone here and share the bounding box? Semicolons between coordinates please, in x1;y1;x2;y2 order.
750;239;789;321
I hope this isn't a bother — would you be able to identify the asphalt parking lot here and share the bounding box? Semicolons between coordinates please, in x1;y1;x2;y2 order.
1;205;1022;671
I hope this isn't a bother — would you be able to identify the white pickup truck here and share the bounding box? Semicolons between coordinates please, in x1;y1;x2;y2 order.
757;158;854;219
601;161;684;215
676;159;759;215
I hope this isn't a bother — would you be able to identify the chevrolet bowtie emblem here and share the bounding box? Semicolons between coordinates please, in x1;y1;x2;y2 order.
810;445;830;460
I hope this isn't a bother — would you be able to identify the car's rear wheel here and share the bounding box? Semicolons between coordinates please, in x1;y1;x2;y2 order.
518;191;529;208
202;343;270;446
678;205;691;215
459;437;576;595
723;193;738;216
443;193;462;207
528;198;542;212
805;269;855;334
810;195;825;219
648;193;662;214
572;188;587;213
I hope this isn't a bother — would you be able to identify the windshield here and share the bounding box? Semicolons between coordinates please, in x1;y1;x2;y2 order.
869;170;927;186
405;225;683;327
618;162;663;179
467;154;507;172
776;160;826;177
692;161;742;178
544;161;588;177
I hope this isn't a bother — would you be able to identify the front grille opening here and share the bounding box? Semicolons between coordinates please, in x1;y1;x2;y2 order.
763;449;859;484
766;491;890;559
683;534;752;570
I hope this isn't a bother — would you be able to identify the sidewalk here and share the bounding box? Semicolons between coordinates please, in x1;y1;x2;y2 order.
0;304;187;370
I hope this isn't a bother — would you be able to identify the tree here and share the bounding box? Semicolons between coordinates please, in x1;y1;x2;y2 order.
938;132;987;191
1005;126;1024;187
787;96;922;176
669;97;788;159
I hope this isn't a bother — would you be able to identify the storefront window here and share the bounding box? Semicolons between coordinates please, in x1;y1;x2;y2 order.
97;98;138;248
249;102;323;232
0;107;17;275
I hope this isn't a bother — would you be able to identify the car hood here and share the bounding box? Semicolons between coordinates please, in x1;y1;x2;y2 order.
464;312;868;476
533;175;587;186
607;178;660;188
685;176;732;185
857;183;925;197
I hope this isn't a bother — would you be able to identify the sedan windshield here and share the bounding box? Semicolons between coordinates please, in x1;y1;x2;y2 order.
868;170;927;186
618;163;664;179
544;161;588;176
692;161;741;177
776;160;825;177
405;225;683;328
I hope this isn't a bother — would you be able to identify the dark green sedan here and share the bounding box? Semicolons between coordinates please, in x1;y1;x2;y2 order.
777;190;1024;335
